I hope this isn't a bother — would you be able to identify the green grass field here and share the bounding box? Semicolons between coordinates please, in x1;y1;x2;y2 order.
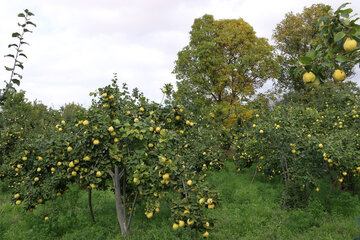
1;161;359;240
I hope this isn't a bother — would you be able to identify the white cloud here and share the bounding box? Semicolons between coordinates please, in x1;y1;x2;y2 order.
0;0;359;108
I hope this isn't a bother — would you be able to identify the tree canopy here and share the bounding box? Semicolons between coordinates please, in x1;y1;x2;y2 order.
272;4;333;90
173;14;278;109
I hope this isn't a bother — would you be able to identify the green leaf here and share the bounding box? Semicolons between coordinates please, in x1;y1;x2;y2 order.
336;3;351;13
19;53;27;58
17;13;25;17
14;73;23;79
298;57;312;65
16;63;24;69
305;50;316;60
4;54;14;58
4;66;14;71
340;9;353;18
11;79;20;86
26;21;36;27
335;55;347;62
334;32;346;42
315;44;323;51
8;44;18;48
12;32;21;38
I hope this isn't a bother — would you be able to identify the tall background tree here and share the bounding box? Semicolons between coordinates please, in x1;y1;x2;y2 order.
272;4;333;90
173;14;278;111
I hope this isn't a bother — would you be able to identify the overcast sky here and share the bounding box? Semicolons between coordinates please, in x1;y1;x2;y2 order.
0;0;359;108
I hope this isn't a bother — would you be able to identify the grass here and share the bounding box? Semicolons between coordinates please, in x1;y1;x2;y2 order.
1;161;360;239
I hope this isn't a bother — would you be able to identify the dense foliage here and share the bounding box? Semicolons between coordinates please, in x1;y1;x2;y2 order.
1;2;360;239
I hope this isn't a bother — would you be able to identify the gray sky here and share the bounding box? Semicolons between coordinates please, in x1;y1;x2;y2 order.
0;0;359;108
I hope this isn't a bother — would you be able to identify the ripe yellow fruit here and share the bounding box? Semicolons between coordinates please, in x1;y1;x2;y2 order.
61;120;66;124
155;207;160;213
186;120;190;125
163;88;167;93
343;38;357;51
179;220;185;227
342;171;347;176
22;156;27;161
149;127;154;132
37;167;41;172
333;69;346;82
57;162;62;166
90;184;96;189
172;223;179;230
96;171;102;177
83;120;89;125
162;173;170;180
155;127;161;132
175;116;180;120
148;143;154;148
114;138;119;143
139;107;144;112
15;200;22;205
318;143;323;148
303;72;316;83
14;193;20;199
83;156;90;161
134;118;139;123
146;212;153;218
44;216;49;221
34;177;39;182
259;130;264;134
205;222;210;228
93;139;100;145
102;93;107;98
69;161;75;168
207;198;213;204
187;219;194;225
315;187;320;192
71;171;77;176
37;156;43;161
67;146;73;152
58;128;62;131
108;126;114;132
57;192;62;196
208;204;215;209
38;199;43;203
199;198;205;204
203;231;209;238
187;180;192;186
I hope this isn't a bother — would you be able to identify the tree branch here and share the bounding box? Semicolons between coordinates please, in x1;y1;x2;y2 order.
127;191;139;230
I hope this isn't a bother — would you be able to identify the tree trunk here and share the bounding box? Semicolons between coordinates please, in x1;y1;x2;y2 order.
88;188;96;223
109;166;130;236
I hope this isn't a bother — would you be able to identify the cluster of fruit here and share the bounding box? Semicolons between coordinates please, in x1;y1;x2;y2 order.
303;38;357;84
